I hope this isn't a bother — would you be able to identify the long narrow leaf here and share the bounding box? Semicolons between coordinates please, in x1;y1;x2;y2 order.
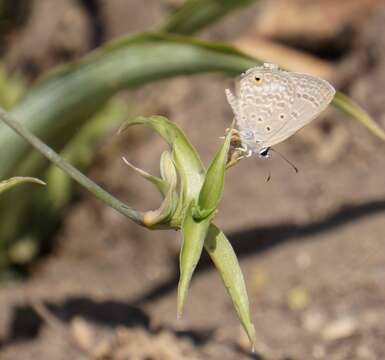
205;223;256;350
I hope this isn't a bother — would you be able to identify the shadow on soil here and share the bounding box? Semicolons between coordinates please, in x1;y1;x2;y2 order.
4;297;149;344
2;297;216;349
132;198;385;304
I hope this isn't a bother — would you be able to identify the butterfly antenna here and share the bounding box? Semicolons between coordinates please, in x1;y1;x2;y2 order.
270;148;299;174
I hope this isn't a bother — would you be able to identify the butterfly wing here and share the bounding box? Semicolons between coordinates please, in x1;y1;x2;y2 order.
262;72;335;148
236;67;297;150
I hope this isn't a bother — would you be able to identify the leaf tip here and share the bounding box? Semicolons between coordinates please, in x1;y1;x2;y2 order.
249;324;257;353
177;283;186;319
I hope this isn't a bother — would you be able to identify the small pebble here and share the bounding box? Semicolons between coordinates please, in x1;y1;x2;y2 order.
70;317;95;351
321;317;358;341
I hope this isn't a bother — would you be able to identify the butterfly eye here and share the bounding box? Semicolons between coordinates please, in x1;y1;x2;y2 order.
254;76;263;85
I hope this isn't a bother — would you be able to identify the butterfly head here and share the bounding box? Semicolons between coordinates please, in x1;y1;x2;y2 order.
236;129;270;158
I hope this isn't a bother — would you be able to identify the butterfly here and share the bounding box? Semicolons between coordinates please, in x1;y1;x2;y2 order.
225;63;335;159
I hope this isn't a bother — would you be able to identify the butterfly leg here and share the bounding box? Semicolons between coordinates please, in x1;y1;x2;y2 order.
234;144;252;157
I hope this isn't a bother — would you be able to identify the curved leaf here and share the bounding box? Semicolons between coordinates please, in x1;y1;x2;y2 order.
120;115;206;220
0;176;45;195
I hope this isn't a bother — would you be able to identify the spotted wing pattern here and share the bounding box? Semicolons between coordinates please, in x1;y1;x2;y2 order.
263;72;335;147
226;64;335;153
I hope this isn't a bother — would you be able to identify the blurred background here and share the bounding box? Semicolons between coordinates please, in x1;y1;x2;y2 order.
1;0;385;359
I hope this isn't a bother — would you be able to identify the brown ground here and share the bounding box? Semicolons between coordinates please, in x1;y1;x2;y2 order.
1;1;385;359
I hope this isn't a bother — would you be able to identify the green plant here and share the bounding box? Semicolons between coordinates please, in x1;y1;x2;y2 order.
1;0;384;345
0;108;257;347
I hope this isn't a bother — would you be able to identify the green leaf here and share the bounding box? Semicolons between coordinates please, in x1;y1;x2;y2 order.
162;0;257;35
194;123;233;220
178;200;213;318
204;223;256;350
332;91;385;141
0;176;45;194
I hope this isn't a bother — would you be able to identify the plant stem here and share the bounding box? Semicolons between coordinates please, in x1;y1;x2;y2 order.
0;106;144;225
